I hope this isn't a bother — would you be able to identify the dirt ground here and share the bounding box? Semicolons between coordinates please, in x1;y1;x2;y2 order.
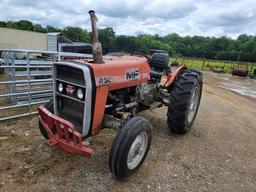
0;71;256;192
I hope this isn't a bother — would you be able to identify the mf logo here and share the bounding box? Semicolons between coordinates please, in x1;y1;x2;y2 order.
126;69;140;80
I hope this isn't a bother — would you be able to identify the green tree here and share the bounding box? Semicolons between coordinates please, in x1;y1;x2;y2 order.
0;21;6;27
16;20;34;31
238;34;251;43
46;25;61;32
33;24;47;33
5;21;18;29
115;35;139;52
62;27;90;42
98;28;115;53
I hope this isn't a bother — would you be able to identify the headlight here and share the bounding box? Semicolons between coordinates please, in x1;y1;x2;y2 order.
58;83;64;92
77;88;84;99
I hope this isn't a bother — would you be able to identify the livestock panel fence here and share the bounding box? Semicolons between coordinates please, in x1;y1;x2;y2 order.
0;49;92;121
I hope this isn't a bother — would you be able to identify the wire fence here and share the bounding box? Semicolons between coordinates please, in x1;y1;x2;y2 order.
171;57;256;77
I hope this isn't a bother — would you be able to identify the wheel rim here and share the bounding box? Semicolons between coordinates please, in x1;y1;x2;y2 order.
127;131;148;170
187;83;200;124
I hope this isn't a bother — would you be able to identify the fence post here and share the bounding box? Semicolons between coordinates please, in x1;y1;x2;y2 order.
26;52;32;114
250;62;253;76
10;52;16;105
202;58;205;70
4;52;9;104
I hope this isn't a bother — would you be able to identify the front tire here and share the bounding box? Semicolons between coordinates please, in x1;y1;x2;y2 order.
167;70;202;134
109;116;152;180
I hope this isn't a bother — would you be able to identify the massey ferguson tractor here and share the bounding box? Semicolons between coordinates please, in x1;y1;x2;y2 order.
38;10;203;180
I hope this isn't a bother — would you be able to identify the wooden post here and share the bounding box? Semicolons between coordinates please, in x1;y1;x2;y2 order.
202;58;205;70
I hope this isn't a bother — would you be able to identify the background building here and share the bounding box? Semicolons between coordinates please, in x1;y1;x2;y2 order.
0;27;47;50
0;27;91;53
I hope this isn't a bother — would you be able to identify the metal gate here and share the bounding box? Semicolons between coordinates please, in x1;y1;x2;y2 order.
0;49;92;121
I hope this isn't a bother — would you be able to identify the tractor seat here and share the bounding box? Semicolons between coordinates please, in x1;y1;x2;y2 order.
150;53;169;80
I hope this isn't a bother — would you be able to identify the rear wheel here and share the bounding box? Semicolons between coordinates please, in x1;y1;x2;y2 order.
38;101;53;139
109;116;152;180
167;70;202;134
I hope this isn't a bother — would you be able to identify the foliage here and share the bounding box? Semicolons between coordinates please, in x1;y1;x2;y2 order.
0;20;256;61
98;28;115;54
62;27;90;42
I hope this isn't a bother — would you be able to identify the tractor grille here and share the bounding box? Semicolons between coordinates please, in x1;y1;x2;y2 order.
55;64;86;133
56;65;85;86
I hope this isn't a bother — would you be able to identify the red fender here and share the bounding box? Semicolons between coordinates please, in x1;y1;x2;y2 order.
164;64;187;91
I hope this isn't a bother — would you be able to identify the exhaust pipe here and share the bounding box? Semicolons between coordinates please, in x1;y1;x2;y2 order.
88;10;104;64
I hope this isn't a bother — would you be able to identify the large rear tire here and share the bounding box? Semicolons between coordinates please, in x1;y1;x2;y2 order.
109;116;152;180
38;101;53;139
167;70;202;134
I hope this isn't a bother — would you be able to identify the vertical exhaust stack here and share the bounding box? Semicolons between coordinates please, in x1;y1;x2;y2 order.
89;10;104;64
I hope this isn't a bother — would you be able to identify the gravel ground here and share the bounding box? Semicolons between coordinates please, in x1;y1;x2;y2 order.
0;72;256;192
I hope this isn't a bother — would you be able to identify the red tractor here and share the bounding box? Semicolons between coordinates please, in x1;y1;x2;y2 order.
38;10;202;180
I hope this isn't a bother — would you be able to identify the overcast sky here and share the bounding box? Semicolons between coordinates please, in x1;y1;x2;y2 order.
0;0;256;38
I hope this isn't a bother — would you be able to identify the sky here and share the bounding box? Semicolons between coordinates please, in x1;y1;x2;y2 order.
0;0;256;38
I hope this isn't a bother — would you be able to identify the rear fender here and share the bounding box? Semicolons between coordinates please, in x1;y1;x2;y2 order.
163;65;187;92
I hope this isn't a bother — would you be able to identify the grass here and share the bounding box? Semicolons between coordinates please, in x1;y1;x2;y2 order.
170;58;256;76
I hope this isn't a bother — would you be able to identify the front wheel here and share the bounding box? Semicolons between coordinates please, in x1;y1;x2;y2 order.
109;116;152;180
167;70;202;134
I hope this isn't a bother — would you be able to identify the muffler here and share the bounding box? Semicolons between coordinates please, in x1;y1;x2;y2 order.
88;10;104;64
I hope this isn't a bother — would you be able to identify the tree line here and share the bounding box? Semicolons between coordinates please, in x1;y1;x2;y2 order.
0;20;256;62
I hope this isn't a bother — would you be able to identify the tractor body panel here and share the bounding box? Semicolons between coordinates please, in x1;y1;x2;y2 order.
82;55;150;90
80;55;151;135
